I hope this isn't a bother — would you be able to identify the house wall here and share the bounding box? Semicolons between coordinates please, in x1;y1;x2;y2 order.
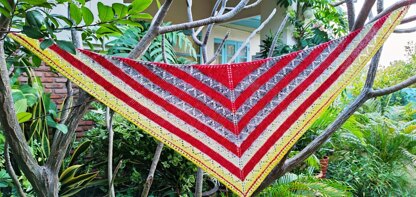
207;25;261;62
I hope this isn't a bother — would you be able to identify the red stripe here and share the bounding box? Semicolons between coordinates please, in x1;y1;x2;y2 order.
240;12;389;178
152;63;233;110
49;46;243;178
233;52;299;110
239;30;360;155
236;42;330;134
121;59;237;133
79;50;240;155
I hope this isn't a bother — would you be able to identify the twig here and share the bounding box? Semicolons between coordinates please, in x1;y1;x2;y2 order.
331;0;346;7
141;142;164;197
161;34;168;63
268;14;289;58
4;141;26;197
394;26;416;33
106;107;115;197
401;15;416;24
371;75;416;97
205;32;229;64
109;159;123;189
244;0;262;9
228;8;276;63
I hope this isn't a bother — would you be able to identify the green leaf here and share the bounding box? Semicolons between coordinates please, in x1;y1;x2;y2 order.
117;19;143;28
56;40;76;54
26;10;44;28
130;13;152;20
56;123;68;134
129;0;152;14
0;0;12;11
60;165;82;181
156;0;161;8
20;0;47;6
69;3;82;24
17;112;32;123
69;140;91;166
81;7;94;25
0;6;10;18
22;25;44;39
97;2;114;22
14;99;28;113
52;14;73;27
12;89;25;102
112;3;128;19
40;39;54;50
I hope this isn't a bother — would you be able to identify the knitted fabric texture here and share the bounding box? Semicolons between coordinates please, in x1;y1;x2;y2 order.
9;6;407;196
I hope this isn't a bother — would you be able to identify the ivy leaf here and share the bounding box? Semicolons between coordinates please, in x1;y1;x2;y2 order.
17;112;32;123
112;3;128;19
81;7;94;25
97;2;114;22
69;3;82;24
56;40;76;54
40;39;54;50
129;0;152;14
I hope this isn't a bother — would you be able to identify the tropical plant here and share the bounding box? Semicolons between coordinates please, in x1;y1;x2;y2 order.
259;173;352;197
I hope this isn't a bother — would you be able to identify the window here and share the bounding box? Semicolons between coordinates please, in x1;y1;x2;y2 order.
214;39;250;64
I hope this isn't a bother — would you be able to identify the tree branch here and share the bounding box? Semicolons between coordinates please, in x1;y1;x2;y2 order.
244;0;262;9
4;142;26;197
401;15;416;24
346;0;355;31
159;0;249;34
371;75;416;97
331;0;346;7
205;32;229;65
394;26;416;33
128;0;173;59
141;142;164;197
268;14;289;58
369;0;416;24
195;168;204;197
352;0;376;30
106;108;115;197
228;8;276;63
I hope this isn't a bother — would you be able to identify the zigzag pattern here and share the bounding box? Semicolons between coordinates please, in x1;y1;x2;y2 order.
9;6;407;196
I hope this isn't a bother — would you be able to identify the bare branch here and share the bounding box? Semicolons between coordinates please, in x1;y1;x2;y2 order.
106;108;115;197
352;0;376;30
4;142;26;197
161;34;168;63
346;0;355;31
128;0;174;59
394;26;416;33
245;0;262;9
364;49;383;90
371;75;416;97
141;142;164;197
268;14;289;58
195;168;204;197
401;15;416;24
110;159;123;188
186;0;203;45
228;8;276;63
331;0;346;7
205;32;229;64
370;0;416;24
159;0;249;34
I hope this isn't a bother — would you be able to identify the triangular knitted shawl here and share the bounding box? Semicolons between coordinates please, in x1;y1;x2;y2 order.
10;7;407;196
